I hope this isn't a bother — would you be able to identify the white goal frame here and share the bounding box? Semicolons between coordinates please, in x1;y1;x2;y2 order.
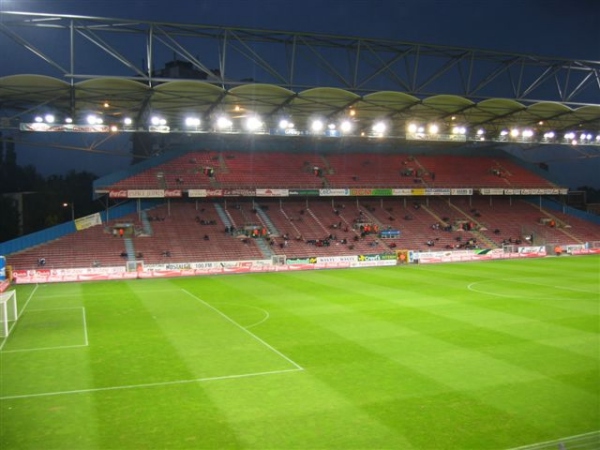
0;290;17;338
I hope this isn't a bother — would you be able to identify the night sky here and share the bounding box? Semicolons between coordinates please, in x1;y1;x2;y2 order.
1;0;599;187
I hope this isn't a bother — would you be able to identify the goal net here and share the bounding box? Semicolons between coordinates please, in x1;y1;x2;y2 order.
0;290;18;338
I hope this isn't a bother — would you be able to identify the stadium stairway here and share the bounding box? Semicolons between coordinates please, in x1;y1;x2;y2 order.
124;238;136;261
254;205;280;236
140;211;153;236
254;237;274;259
214;204;233;228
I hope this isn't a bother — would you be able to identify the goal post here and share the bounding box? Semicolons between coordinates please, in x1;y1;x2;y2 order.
0;290;18;338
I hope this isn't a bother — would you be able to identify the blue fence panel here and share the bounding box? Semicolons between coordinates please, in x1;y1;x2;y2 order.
539;198;600;226
0;200;163;256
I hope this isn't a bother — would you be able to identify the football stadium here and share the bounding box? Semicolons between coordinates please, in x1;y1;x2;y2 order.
0;10;599;450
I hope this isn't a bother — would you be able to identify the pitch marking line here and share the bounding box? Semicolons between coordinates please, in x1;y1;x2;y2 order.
0;285;39;352
0;368;303;401
34;289;180;299
505;430;600;450
181;288;304;371
467;278;597;298
0;306;89;353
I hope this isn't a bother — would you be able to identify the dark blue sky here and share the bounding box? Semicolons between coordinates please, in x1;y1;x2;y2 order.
2;0;599;188
4;0;599;59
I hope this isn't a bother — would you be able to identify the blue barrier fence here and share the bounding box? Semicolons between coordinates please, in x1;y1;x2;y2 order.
0;200;161;256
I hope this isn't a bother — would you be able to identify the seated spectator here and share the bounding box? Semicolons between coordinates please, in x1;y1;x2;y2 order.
38;257;46;267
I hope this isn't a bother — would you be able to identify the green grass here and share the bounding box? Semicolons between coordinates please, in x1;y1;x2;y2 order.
1;256;599;449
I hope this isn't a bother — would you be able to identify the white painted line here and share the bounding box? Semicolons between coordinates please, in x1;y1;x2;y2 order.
181;289;304;371
0;306;89;353
2;344;89;354
0;367;303;401
81;307;89;346
26;306;85;312
33;289;181;299
505;430;600;450
0;285;39;352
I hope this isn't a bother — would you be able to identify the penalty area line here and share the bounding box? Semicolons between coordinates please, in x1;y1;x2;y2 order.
0;367;303;401
181;288;304;371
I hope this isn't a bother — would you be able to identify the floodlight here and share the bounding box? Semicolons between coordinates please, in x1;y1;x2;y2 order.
564;132;575;140
476;129;485;135
452;126;466;135
65;117;73;124
123;117;133;126
500;130;509;136
311;119;324;132
522;129;534;138
87;114;99;125
510;129;520;137
340;120;352;133
407;123;418;133
44;114;55;123
246;116;263;131
216;116;232;129
34;116;43;123
428;124;439;134
328;123;336;130
279;119;289;129
185;117;201;128
373;121;386;134
543;131;555;139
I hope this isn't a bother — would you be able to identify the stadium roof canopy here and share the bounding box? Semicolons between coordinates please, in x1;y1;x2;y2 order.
0;11;599;143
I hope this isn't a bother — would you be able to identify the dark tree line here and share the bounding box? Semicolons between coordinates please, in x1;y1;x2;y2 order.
0;133;99;243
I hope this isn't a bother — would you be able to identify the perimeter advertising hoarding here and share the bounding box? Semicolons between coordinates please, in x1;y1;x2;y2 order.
0;256;5;281
348;188;393;196
288;189;320;196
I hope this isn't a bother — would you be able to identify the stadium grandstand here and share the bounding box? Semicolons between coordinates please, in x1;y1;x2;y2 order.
0;11;599;282
0;10;599;450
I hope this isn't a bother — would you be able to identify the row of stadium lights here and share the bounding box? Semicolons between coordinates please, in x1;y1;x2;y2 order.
33;113;600;145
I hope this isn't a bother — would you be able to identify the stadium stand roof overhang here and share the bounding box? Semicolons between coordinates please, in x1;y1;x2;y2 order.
2;75;600;145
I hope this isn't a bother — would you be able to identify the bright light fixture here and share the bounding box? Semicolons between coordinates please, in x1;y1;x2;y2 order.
373;121;386;134
340;120;352;133
216;116;232;129
311;120;324;132
246;116;263;131
185;117;201;128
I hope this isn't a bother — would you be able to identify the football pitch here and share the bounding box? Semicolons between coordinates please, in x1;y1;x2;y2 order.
1;256;599;450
